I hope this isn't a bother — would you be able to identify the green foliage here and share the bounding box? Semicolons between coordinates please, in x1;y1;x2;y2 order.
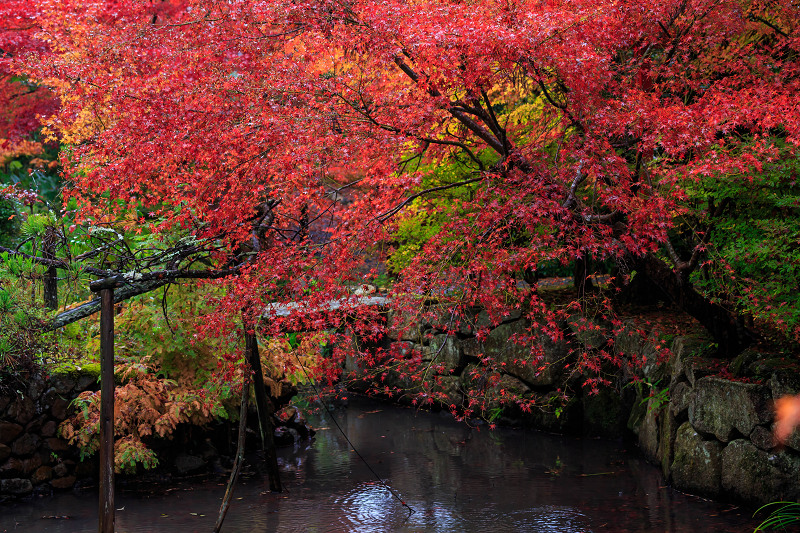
115;436;159;474
0;197;20;244
684;140;800;344
387;148;500;273
0;251;76;391
754;501;800;531
60;284;244;473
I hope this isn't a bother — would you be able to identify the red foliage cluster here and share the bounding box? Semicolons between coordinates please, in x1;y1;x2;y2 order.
2;1;799;409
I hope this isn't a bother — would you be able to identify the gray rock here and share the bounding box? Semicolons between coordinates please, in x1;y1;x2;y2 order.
689;377;772;442
669;381;693;420
770;371;800;400
76;374;97;391
658;407;678;480
750;425;777;451
483;320;570;387
174;453;205;474
460;337;483;358
684;357;723;388
1;478;33;496
627;392;647;436
26;374;46;400
671;421;724;498
582;388;626;438
11;433;40;457
386;309;432;341
721;439;800;505
567;314;608;351
49;374;77;395
424;334;464;373
431;376;464;408
0;422;23;445
638;401;660;463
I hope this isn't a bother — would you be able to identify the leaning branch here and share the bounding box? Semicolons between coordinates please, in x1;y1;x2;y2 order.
45;267;241;331
376;176;484;223
393;57;506;155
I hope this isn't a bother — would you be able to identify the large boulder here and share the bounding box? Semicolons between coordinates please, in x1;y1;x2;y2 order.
637;401;659;463
425;334;464;374
689;377;772;442
482;320;570;387
0;478;33;496
671;421;724;498
721;439;800;505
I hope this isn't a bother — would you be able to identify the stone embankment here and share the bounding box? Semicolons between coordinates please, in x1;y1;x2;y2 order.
346;304;800;507
0;371;99;499
0;370;311;501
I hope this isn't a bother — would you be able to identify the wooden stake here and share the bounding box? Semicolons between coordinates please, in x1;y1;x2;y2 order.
98;286;115;533
213;380;250;532
244;328;282;492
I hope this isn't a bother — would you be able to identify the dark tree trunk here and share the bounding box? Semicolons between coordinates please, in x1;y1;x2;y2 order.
42;227;58;310
635;253;754;357
244;328;283;492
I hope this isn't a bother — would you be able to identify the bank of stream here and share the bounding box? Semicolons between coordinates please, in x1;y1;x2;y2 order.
0;396;758;532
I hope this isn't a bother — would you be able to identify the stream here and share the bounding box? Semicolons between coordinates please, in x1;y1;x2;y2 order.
1;397;758;532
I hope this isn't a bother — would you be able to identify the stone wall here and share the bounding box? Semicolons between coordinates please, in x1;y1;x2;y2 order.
346;305;800;507
0;371;98;500
629;342;800;505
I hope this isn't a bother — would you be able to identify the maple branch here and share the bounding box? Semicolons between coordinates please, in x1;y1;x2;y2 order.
663;237;703;275
562;164;586;209
748;14;789;37
393;57;506;155
0;245;113;278
376;176;484;223
334;92;485;169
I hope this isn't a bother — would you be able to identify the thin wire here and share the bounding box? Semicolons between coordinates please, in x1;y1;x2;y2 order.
292;350;416;517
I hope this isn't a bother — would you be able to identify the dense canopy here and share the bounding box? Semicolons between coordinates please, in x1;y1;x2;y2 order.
2;0;799;398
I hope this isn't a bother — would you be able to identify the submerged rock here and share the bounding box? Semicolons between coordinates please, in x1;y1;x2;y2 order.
671;421;723;498
174;453;205;475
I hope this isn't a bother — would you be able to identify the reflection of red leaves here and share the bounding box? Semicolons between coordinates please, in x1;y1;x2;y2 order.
775;394;800;443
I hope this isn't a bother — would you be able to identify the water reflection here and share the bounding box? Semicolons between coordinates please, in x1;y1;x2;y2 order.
0;397;756;532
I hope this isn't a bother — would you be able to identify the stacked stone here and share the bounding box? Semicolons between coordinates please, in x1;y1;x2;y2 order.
0;372;97;500
629;339;800;506
350;304;800;507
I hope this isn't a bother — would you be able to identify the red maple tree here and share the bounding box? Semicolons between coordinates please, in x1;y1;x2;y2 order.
3;0;799;406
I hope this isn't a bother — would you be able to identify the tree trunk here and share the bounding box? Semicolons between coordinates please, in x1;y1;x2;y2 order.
42;226;58;310
636;253;754;357
244;328;283;492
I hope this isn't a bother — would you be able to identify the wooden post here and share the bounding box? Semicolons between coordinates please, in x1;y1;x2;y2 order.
42;226;58;310
244;328;282;492
91;281;116;533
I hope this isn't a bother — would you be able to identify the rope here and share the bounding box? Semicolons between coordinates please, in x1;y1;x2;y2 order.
292;351;416;517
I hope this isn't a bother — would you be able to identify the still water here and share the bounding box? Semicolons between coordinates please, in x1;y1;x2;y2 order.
1;397;757;532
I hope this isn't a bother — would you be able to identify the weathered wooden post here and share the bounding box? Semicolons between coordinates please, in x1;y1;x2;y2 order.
244;325;282;492
42;226;58;310
90;278;116;533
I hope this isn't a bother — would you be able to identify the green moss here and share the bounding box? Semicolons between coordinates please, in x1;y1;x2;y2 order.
49;360;101;379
